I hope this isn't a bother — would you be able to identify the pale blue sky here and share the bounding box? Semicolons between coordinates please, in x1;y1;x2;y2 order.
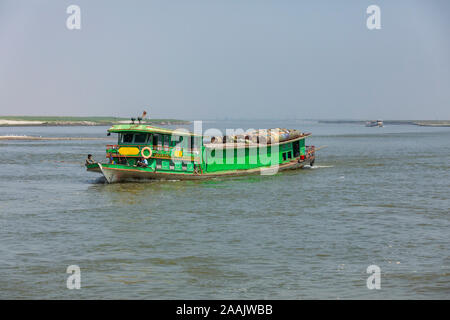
0;0;449;120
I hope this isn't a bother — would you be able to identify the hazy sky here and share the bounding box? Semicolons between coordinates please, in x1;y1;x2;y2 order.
1;0;449;120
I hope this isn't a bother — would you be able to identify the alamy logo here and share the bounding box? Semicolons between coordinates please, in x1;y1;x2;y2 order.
366;5;381;30
66;265;81;289
66;5;81;30
366;265;381;289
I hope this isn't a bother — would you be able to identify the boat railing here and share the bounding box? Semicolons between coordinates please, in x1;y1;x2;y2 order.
106;144;200;153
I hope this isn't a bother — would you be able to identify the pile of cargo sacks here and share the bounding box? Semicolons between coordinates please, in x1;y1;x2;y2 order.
209;128;302;145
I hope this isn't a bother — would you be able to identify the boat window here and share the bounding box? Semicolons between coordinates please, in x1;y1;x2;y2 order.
122;133;134;143
288;151;292;159
152;134;160;146
164;135;170;148
175;135;186;148
293;141;300;157
170;135;178;147
282;152;287;161
134;133;147;144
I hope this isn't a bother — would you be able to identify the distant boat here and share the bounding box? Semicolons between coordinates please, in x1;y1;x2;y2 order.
365;120;383;127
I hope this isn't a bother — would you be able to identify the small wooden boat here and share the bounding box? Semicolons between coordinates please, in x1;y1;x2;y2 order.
365;120;383;127
86;123;316;183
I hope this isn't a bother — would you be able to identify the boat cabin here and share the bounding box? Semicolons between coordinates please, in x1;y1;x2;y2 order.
106;124;203;173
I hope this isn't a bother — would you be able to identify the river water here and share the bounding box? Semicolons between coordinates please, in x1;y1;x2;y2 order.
0;120;449;299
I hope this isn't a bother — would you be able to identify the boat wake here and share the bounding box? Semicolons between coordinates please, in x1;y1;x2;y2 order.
92;177;108;184
303;165;334;169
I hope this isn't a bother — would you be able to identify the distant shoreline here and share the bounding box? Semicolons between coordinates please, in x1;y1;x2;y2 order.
0;116;191;127
1;117;449;127
0;135;110;141
317;120;450;127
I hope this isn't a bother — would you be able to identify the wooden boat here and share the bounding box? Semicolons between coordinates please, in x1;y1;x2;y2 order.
86;123;316;183
365;120;383;127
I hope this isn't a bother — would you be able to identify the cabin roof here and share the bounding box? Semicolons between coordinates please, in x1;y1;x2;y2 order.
107;124;202;136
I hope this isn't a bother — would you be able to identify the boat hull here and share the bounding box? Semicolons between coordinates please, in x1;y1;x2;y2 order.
86;159;312;183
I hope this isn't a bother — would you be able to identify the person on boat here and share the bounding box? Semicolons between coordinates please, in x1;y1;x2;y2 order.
136;157;148;168
85;154;95;165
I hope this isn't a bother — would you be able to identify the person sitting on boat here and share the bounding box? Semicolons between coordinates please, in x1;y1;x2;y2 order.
136;157;148;168
85;154;95;166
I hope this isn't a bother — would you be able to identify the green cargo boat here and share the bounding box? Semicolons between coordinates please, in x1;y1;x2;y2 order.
86;123;316;183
